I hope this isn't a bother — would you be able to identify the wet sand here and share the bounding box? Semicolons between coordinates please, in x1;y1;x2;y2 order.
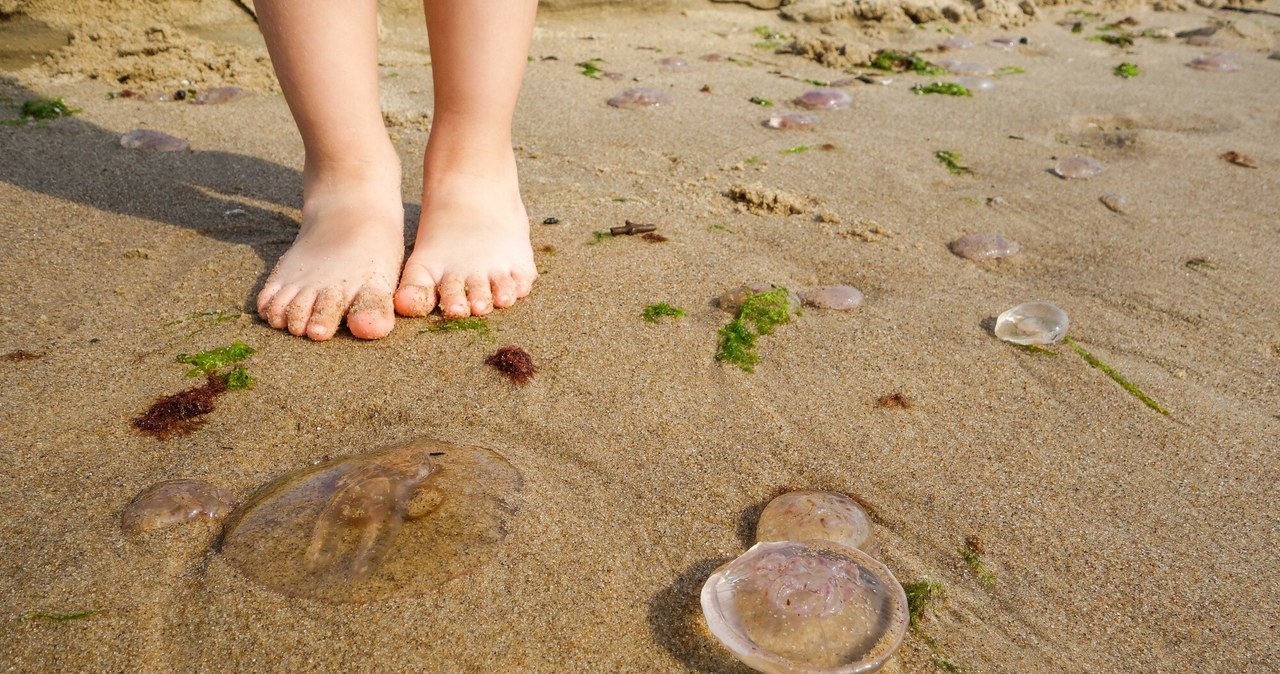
1;2;1278;672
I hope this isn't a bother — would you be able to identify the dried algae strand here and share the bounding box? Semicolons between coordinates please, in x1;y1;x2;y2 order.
27;609;100;622
961;537;995;587
903;577;945;626
642;303;685;323
1013;343;1058;357
935;150;973;175
1063;336;1168;415
715;288;796;372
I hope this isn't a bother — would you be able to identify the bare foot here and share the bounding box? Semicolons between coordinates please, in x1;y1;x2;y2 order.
394;141;537;319
257;154;405;341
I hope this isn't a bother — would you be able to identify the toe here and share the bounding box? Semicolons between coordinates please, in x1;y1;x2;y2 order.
346;287;395;340
466;275;494;316
394;282;438;317
438;275;470;318
266;286;301;330
286;289;319;337
511;267;537;298
491;272;517;309
307;288;345;341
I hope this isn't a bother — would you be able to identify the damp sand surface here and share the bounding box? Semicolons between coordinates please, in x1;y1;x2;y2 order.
1;3;1278;673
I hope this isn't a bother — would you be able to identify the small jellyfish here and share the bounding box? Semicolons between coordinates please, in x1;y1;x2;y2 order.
941;36;974;50
1100;193;1127;213
793;89;852;111
940;61;995;77
1053;157;1104;179
219;438;523;602
994;301;1069;345
701;541;908;674
608;88;671;109
658;56;690;71
119;129;189;152
121;479;235;534
191;86;250;105
954;76;995;92
798;285;864;311
755;490;873;553
765;113;819;131
988;36;1022;49
1188;53;1240;72
720;283;801;313
950;233;1021;261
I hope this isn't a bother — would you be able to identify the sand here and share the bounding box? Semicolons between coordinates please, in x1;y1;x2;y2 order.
1;1;1278;672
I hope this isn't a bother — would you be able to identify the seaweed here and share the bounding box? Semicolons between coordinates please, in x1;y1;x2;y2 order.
3;350;42;362
903;578;945;626
875;392;912;409
715;288;796;372
133;375;227;439
1114;62;1140;78
935;150;973;175
780;145;811;155
576;58;605;79
1185;257;1216;270
642;302;685;323
912;82;972;97
485;345;536;385
1063;336;1168;415
28;609;99;622
176;340;255;378
1014;343;1058;356
748;96;774;107
869;50;947;76
422;317;491;337
19;97;78;121
586;230;614;245
1088;32;1136;47
752;26;789;50
961;538;995;587
995;65;1025;76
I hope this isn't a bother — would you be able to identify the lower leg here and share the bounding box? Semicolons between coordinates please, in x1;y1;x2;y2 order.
394;0;539;318
254;0;404;340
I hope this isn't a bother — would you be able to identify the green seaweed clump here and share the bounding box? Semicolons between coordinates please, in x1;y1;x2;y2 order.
1063;336;1168;415
21;97;78;120
642;302;686;323
961;547;996;587
912;82;972;97
422;316;491;336
995;65;1025;76
1114;62;1140;78
752;25;789;50
176;340;255;378
935;150;973;175
1088;33;1136;47
715;288;795;372
780;145;811;155
576;58;605;79
224;367;254;391
869;50;946;76
748;96;774;107
586;230;614;245
903;578;944;626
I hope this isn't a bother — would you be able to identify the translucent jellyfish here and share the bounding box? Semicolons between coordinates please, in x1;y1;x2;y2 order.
938;60;995;77
121;479;235;534
1188;53;1240;72
755;490;873;553
799;286;864;311
955;76;995;92
119;129;189;152
994;301;1069;345
793;89;852;111
219;438;523;602
941;36;974;50
701;541;908;674
950;233;1021;261
659;56;690;71
1053;157;1104;179
191;86;250;105
988;36;1022;49
765;113;819;131
608;88;671;109
720;283;801;313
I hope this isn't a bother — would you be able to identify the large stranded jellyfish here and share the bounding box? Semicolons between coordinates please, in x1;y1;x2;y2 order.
219;437;523;602
119;129;189;152
950;233;1021;261
121;479;235;534
994;301;1069;345
798;286;864;311
755;490;873;552
608;88;672;109
793;89;852;110
701;541;908;674
1053;157;1104;179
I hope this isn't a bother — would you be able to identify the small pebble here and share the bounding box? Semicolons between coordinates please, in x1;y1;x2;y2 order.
542;216;561;225
1188;53;1241;72
1270;51;1280;61
1053;156;1104;179
1100;193;1127;213
119;129;189;152
192;86;250;105
1221;151;1258;168
950;233;1021;261
793;88;852;110
764;113;818;130
608;88;671;109
942;36;974;50
799;285;864;311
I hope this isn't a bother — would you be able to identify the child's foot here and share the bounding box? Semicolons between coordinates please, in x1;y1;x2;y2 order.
394;143;537;318
257;156;406;341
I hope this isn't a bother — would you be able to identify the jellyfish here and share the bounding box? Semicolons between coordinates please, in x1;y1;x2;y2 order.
798;286;864;311
121;479;235;534
950;233;1021;261
719;283;801;313
755;491;873;552
941;36;974;50
608;88;671;109
1053;157;1104;179
988;36;1022;49
219;438;523;602
793;89;852;111
701;541;908;674
191;86;250;105
658;56;690;71
955;76;995;92
938;60;995;77
119;129;189;152
1188;53;1241;72
765;113;819;131
994;301;1069;345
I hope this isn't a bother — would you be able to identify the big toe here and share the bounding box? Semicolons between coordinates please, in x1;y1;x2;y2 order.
394;282;437;317
346;287;395;339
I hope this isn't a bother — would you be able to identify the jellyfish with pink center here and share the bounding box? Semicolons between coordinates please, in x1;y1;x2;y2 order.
793;88;852;110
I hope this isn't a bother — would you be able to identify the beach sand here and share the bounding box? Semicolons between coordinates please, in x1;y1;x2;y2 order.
1;1;1278;671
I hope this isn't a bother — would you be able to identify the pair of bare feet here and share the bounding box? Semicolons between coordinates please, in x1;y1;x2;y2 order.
256;139;537;341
